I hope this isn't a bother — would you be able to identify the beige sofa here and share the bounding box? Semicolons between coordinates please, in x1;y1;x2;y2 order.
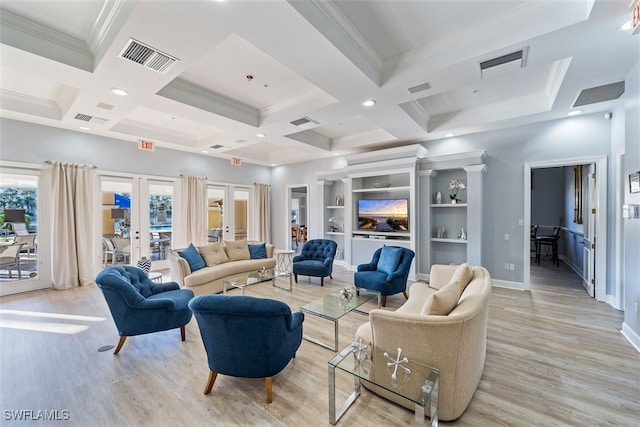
169;240;276;295
355;263;491;421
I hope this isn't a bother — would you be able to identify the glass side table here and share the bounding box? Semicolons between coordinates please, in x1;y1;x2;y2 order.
328;340;438;426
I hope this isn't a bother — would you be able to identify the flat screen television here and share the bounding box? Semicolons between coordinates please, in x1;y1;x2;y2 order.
357;198;408;232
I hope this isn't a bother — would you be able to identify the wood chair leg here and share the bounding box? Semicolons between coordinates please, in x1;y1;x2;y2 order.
381;296;387;307
114;336;127;355
330;274;333;279
266;377;273;403
180;325;186;341
204;370;217;395
294;274;298;283
320;277;324;286
402;290;408;300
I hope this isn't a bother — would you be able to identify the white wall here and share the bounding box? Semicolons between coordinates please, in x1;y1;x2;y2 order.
622;60;640;345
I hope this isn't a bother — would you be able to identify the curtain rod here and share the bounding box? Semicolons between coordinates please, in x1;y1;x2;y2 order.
179;174;208;179
45;160;96;168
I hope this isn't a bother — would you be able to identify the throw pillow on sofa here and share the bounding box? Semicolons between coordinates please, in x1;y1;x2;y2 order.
178;243;206;272
225;239;251;261
199;242;229;266
248;243;267;259
421;279;462;315
450;263;474;292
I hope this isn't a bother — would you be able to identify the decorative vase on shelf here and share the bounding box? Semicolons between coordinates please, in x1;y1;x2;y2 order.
451;198;457;204
436;191;442;204
459;227;467;240
335;195;343;206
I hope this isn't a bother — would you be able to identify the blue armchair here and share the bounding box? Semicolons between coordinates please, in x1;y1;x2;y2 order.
292;239;337;286
95;266;194;354
188;295;304;403
354;246;415;307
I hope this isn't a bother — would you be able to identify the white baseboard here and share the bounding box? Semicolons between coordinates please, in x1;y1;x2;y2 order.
492;279;526;291
606;295;623;311
621;323;640;353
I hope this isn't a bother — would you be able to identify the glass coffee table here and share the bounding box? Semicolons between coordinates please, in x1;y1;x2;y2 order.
223;268;292;295
300;289;380;351
329;340;439;426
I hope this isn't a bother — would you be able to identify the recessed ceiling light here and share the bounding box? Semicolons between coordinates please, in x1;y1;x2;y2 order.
201;150;209;154
620;21;632;31
111;87;128;96
445;133;455;137
271;164;276;167
567;109;582;116
78;126;90;131
256;133;265;138
362;99;376;107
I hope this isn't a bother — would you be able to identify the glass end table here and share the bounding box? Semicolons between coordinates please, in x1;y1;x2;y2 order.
329;340;439;426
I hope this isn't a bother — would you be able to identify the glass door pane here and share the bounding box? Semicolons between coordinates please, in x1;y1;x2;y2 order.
148;181;173;269
100;178;133;268
233;188;249;241
207;186;226;243
0;172;39;284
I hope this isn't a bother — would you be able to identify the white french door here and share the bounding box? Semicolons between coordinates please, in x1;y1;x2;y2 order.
100;174;175;271
207;184;250;242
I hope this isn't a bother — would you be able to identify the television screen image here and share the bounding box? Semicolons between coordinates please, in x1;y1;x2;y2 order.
357;198;408;232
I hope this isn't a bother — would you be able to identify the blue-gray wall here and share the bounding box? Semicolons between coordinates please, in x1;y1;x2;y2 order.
0;118;271;184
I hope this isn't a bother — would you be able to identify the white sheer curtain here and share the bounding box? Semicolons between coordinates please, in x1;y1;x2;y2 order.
252;183;270;242
47;161;97;290
180;175;207;247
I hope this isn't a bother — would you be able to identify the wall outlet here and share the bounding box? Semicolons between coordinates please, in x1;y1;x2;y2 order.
504;233;510;241
509;263;515;270
504;263;509;270
518;219;524;226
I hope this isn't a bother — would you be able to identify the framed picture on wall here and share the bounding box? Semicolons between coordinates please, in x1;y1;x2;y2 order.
630;171;640;194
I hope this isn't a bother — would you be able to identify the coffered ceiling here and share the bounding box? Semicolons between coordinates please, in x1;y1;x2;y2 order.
0;0;638;166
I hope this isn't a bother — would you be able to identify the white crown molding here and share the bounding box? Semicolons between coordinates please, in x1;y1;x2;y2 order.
0;9;91;56
309;0;383;75
0;89;62;120
86;0;129;55
345;144;427;165
158;78;259;127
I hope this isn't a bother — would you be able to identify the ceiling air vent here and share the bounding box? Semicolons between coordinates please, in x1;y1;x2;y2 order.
96;102;114;110
573;81;625;107
210;144;224;149
290;117;319;127
74;113;107;125
119;38;178;73
407;82;431;94
74;113;92;122
479;47;528;79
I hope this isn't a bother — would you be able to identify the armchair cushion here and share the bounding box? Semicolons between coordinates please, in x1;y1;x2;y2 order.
199;242;229;266
225;239;250;261
178;243;206;272
377;246;402;275
248;243;267;259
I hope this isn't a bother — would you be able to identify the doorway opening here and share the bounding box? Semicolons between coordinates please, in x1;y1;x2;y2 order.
524;157;607;302
287;184;308;252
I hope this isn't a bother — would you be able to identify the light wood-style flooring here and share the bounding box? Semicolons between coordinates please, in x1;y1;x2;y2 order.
1;262;638;426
